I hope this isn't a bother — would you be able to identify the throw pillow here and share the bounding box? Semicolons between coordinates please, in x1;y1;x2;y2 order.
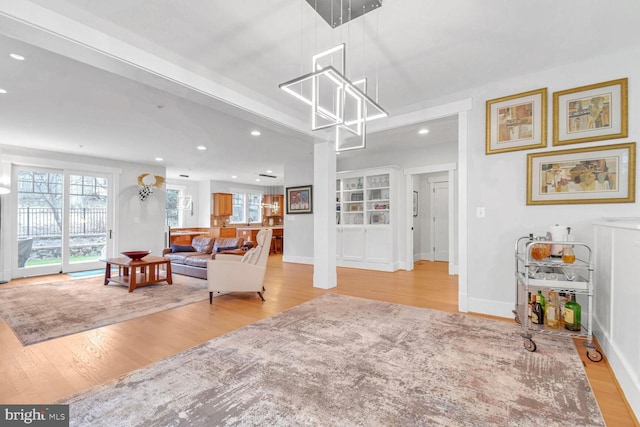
171;244;195;253
216;246;239;252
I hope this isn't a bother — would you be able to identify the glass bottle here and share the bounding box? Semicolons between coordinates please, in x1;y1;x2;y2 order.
527;292;532;319
545;291;560;329
562;245;576;264
536;289;546;312
532;295;544;325
564;293;582;332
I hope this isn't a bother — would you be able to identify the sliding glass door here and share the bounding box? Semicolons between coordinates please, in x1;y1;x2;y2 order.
14;166;113;277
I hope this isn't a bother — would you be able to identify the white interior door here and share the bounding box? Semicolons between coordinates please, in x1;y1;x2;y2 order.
430;181;449;262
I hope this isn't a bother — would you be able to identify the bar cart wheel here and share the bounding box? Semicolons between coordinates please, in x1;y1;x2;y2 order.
512;309;521;324
586;348;603;362
523;339;537;352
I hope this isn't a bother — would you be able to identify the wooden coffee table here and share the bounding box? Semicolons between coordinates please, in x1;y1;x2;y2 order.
101;255;172;292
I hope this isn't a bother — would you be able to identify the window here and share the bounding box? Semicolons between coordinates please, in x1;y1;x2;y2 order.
230;192;262;224
166;185;187;227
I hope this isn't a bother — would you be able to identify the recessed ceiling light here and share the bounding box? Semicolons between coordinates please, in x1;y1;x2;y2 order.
155;157;163;161
266;170;273;174
418;128;429;135
255;178;261;182
251;130;261;136
0;89;7;94
196;145;207;150
10;53;25;61
231;175;238;179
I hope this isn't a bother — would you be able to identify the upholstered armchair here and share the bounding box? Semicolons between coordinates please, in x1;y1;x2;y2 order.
207;228;273;303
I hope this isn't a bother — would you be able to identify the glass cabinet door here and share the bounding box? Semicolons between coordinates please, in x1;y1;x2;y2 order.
341;176;364;225
366;173;390;225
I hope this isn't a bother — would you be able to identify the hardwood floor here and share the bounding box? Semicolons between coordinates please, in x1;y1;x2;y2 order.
0;257;637;426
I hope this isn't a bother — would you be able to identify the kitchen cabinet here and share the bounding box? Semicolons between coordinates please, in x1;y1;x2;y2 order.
168;228;211;245
335;166;398;271
212;193;233;217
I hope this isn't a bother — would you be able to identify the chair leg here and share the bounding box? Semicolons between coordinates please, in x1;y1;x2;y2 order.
209;291;213;304
262;286;266;292
257;292;265;301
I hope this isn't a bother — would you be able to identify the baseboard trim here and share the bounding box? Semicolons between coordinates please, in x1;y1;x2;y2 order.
282;255;314;265
467;297;512;319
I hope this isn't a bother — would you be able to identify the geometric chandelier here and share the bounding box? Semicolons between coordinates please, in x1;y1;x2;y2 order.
279;43;388;152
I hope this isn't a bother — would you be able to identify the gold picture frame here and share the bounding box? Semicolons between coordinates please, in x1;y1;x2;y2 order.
553;78;628;146
526;142;635;205
486;88;547;154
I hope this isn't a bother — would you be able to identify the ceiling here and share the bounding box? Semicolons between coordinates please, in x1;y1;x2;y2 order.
1;0;639;184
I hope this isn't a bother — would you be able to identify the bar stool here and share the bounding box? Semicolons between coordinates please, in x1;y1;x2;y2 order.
270;235;283;254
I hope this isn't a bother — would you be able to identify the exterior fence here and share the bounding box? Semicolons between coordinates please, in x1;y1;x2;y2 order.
17;208;108;265
18;207;107;237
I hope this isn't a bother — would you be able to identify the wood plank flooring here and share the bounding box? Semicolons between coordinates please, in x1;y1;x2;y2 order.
0;257;637;426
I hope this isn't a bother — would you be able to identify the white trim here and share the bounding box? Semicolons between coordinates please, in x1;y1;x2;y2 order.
467;297;513;318
457;110;469;313
3;154;122;175
282;255;314;265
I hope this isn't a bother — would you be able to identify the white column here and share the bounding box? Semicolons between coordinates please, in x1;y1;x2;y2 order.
313;140;337;289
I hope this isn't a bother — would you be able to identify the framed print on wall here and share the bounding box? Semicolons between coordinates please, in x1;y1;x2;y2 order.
526;142;635;205
286;185;313;214
486;88;547;154
553;78;628;146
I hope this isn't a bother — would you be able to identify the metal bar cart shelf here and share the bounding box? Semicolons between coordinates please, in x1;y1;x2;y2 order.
513;235;603;362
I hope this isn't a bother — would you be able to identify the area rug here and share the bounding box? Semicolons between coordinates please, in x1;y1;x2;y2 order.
63;294;604;426
0;274;208;346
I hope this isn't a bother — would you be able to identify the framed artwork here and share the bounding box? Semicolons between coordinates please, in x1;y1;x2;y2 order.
526;142;635;205
486;88;547;154
286;185;313;214
413;191;418;217
553;78;628;146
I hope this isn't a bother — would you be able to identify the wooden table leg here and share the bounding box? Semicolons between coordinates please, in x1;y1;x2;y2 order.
104;262;112;285
166;261;173;284
129;264;137;292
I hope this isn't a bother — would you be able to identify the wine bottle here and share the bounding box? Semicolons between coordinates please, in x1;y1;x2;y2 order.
532;296;544;325
545;291;560;329
564;293;582;332
536;289;546;312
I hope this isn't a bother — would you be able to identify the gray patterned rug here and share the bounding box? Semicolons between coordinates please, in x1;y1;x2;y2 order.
0;274;208;345
64;294;604;426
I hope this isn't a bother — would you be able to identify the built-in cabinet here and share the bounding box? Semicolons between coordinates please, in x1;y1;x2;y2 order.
336;167;398;271
593;218;640;418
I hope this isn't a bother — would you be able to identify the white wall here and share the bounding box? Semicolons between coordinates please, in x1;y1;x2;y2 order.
338;141;457;171
465;47;640;318
283;155;315;264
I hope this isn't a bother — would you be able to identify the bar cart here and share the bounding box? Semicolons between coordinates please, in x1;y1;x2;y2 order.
513;235;603;362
